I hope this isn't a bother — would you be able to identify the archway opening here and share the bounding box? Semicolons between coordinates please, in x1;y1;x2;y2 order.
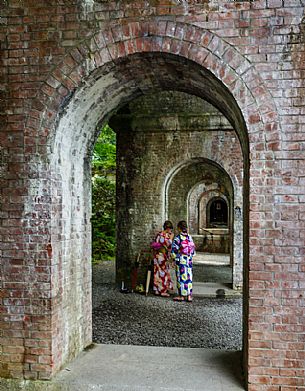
91;91;244;361
207;197;228;228
51;51;249;381
164;150;242;289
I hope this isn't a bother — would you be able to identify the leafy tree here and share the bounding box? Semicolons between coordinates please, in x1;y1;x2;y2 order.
92;124;116;178
91;125;116;262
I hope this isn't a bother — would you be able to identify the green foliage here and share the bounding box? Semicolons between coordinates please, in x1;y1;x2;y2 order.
92;124;116;178
92;125;116;262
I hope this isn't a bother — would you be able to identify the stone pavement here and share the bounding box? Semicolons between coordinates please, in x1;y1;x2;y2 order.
194;252;230;266
193;252;241;298
193;281;242;298
54;344;245;391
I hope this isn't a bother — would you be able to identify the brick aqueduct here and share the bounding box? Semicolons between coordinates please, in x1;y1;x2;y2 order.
1;1;305;390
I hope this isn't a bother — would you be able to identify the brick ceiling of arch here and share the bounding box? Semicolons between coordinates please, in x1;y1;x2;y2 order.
54;52;247;161
109;90;233;133
97;52;245;130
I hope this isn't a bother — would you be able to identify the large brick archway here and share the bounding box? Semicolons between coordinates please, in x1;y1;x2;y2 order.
1;9;304;389
33;21;278;381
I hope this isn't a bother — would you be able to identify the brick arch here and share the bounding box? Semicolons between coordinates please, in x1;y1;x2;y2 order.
31;19;280;152
164;157;236;222
165;157;242;290
189;183;228;232
23;19;280;386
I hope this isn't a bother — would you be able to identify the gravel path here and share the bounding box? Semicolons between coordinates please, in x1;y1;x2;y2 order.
92;261;243;350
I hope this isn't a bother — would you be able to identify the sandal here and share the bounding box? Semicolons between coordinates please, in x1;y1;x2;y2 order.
187;296;193;302
173;296;185;302
160;292;170;297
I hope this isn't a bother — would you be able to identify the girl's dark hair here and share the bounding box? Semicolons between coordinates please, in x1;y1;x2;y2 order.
177;220;188;233
163;220;173;230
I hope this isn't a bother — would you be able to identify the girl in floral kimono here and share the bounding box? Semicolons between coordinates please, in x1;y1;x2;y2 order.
151;220;174;297
171;220;195;302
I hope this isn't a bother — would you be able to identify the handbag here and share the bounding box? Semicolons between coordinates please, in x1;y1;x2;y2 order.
151;241;162;251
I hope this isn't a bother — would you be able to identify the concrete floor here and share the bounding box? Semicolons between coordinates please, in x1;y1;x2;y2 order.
194;252;230;266
54;344;245;391
193;281;241;298
190;252;240;297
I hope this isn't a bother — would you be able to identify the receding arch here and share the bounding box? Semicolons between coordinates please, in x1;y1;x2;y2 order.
198;191;229;233
165;157;242;289
164;157;234;225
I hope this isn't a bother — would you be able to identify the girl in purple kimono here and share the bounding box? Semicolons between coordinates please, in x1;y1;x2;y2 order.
151;220;174;297
171;220;195;302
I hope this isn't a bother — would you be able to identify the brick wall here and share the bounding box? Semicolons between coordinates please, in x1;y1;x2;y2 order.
0;1;304;389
